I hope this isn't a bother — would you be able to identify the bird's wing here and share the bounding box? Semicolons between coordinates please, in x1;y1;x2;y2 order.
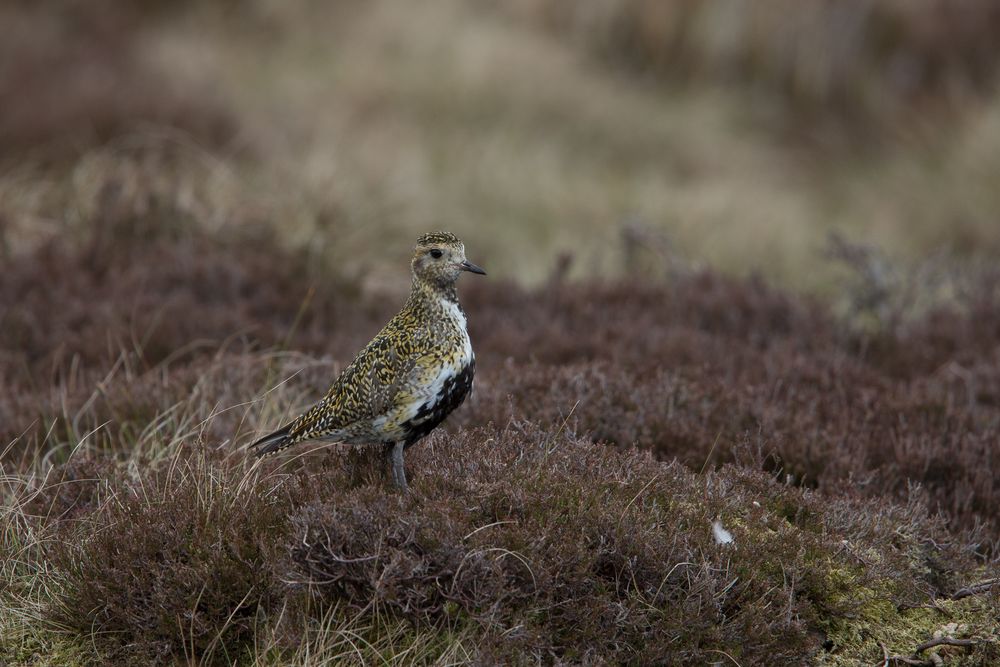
368;346;421;417
281;320;430;443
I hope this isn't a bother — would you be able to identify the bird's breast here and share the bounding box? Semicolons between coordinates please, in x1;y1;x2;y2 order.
398;354;475;446
426;297;473;368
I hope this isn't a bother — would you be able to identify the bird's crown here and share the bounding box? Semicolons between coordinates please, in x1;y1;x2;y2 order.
416;231;462;247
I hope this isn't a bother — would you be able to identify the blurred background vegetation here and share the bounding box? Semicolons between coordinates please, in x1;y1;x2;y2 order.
3;0;1000;294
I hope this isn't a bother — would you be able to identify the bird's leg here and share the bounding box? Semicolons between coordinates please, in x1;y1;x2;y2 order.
390;441;408;491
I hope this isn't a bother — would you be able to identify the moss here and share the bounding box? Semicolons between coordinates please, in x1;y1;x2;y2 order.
816;566;897;648
0;630;100;667
817;583;1000;666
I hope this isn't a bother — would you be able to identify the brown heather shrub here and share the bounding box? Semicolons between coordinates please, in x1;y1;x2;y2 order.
0;179;362;390
2;204;1000;663
30;425;999;665
456;278;1000;547
46;455;290;665
285;430;827;663
3;219;1000;545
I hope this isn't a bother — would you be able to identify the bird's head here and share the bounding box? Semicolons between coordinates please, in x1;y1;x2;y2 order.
411;231;486;290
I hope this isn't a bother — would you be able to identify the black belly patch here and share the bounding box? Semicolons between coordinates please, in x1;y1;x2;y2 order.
402;359;475;448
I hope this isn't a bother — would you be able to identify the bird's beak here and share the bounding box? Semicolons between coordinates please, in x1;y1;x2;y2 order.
460;260;487;276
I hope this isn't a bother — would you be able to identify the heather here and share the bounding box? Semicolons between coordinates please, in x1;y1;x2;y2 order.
2;197;998;664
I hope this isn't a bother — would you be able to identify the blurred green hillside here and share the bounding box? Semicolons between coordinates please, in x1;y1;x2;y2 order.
3;0;1000;292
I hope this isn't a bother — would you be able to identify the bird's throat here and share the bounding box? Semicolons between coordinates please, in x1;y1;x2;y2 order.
411;275;459;305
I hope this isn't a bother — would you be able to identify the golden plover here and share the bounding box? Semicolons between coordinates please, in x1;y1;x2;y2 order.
250;232;485;490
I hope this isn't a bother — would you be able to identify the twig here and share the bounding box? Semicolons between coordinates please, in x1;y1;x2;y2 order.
952;578;998;600
915;637;977;653
704;648;743;667
881;657;929;666
877;635;983;667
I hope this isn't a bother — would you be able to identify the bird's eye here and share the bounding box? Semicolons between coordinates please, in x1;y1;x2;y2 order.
429;249;443;259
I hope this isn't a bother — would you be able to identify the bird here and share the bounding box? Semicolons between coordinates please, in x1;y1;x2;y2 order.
249;231;486;491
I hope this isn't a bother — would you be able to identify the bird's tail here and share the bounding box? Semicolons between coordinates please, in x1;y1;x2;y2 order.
249;424;295;457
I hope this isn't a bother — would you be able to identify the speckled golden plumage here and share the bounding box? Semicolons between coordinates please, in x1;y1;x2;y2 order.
250;232;485;490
